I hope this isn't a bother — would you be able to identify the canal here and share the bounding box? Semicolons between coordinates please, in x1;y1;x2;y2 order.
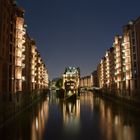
0;91;140;140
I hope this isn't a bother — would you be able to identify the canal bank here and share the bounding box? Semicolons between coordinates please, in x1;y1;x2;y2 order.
93;90;140;113
0;89;49;128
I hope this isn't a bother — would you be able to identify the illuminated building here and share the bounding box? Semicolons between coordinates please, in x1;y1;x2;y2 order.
63;67;80;88
36;51;48;91
30;40;37;91
122;18;140;95
91;70;98;88
114;20;139;96
0;1;48;95
97;63;102;88
14;7;26;93
23;34;31;92
105;47;115;92
42;64;49;89
0;0;17;95
80;71;98;90
121;25;132;96
97;17;140;96
30;39;48;92
80;75;92;88
97;55;113;92
113;35;123;94
100;57;106;90
62;67;80;97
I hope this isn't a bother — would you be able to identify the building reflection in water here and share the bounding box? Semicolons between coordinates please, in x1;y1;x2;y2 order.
1;92;140;140
31;98;49;140
96;96;135;140
62;99;81;134
80;91;94;111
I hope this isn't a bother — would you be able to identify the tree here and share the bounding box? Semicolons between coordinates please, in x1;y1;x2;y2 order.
55;78;63;88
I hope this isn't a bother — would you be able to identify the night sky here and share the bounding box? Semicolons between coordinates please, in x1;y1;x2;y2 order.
17;0;140;79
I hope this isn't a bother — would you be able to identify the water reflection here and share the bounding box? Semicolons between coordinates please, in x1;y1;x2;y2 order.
94;96;136;140
0;97;49;140
31;98;49;140
62;99;80;134
1;92;140;140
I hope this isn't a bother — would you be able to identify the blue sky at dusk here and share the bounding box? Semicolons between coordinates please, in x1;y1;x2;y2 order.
17;0;140;79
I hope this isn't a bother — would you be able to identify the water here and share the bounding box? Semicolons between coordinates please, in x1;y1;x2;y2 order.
0;91;140;140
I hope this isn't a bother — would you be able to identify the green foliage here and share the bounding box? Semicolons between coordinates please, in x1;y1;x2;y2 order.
55;78;63;88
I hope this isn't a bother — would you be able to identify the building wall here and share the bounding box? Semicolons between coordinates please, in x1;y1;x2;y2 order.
97;17;140;97
29;39;48;92
91;70;98;87
97;64;101;88
105;47;115;93
100;57;106;89
22;34;31;93
0;0;16;95
130;18;140;95
0;1;49;96
135;18;140;95
122;25;132;96
80;75;92;88
62;67;80;90
14;7;26;93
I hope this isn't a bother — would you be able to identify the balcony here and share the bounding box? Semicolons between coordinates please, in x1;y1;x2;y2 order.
22;64;25;68
22;45;25;52
22;28;26;35
22;76;25;81
31;71;35;76
15;59;22;67
22;55;25;60
16;49;22;57
15;72;22;80
22;37;26;43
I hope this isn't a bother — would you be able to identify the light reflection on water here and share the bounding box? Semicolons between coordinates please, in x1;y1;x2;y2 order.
62;99;81;136
0;92;140;140
31;99;49;140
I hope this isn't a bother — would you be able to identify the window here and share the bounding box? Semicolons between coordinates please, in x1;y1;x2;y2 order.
135;80;137;89
132;38;135;45
9;54;12;62
134;62;136;68
10;44;12;52
131;31;135;38
133;54;136;60
133;46;136;52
